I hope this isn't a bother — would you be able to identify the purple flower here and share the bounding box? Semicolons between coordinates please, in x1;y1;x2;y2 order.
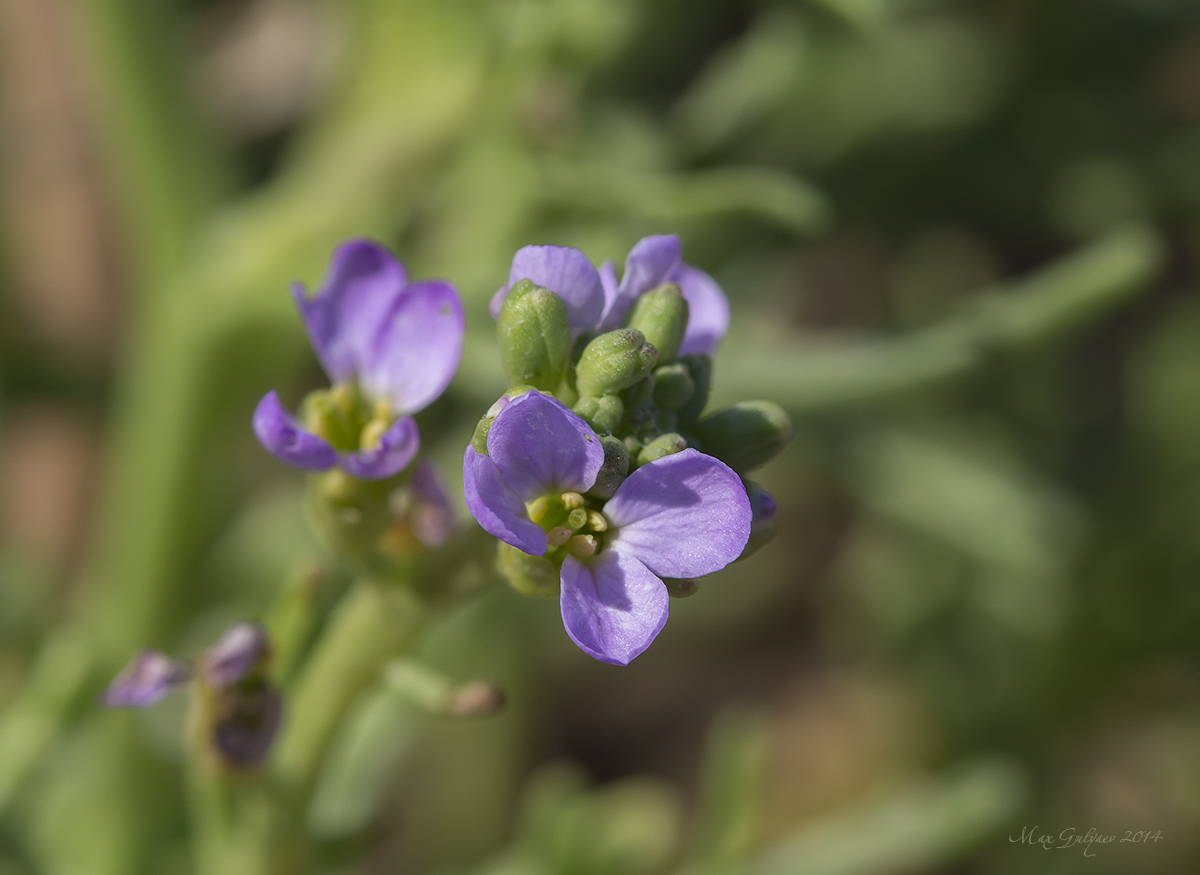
489;235;729;354
104;650;190;708
254;240;464;480
463;392;751;664
203;623;271;689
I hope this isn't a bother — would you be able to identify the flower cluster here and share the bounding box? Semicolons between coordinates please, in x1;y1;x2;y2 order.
465;235;791;664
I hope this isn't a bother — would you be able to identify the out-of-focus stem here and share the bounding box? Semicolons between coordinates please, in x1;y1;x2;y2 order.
272;579;425;800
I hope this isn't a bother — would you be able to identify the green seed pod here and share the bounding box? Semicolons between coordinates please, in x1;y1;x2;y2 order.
573;394;624;435
575;329;658;398
653;363;695;412
677;354;712;427
626;283;689;364
586;435;630;500
497;280;571;391
692;401;794;473
496;542;560;597
636;432;688;467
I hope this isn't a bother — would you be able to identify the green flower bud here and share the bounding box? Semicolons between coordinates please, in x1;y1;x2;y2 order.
636;432;688;467
693;401;794;473
653;363;695;412
586;435;630;500
573;394;624;435
626;283;689;364
677;354;712;427
497;280;571;391
496;542;559;597
575;329;658;398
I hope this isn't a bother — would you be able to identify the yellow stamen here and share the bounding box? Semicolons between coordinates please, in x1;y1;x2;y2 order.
561;492;585;510
526;496;550;523
567;534;597;558
567;508;588;530
548;526;573;547
586;510;608;532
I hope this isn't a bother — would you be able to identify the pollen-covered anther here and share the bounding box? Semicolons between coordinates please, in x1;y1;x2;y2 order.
585;510;608;532
561;491;585;509
567;534;597;558
526;496;550;523
360;416;390;450
332;383;356;413
548;526;573;547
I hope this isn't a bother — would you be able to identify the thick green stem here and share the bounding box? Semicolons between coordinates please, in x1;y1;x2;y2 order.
272;580;425;801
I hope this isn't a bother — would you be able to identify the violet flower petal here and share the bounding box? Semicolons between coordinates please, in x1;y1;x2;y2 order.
599;235;682;331
205;623;270;689
338;416;420;480
493;245;605;335
486;392;603;499
598;259;619;325
362;279;464;414
672;263;730;356
606;448;751;579
253;391;337;471
560;551;670;665
407;458;456;547
105;650;190;708
463;446;550;555
292;240;408;383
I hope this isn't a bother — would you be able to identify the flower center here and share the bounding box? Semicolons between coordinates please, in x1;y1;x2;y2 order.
526;490;612;563
303;383;394;453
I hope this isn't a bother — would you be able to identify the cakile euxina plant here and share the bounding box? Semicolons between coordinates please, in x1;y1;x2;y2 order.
102;234;791;871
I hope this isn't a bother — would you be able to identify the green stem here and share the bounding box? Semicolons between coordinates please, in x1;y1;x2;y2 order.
186;686;273;875
272;580;426;801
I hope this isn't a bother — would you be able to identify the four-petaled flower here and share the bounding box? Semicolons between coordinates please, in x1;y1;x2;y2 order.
464;392;751;665
254;239;465;480
490;234;730;354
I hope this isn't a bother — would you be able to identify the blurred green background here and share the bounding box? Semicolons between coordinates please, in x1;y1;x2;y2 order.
1;0;1199;873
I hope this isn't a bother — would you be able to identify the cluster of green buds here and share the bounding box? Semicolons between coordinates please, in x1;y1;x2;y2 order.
474;258;793;598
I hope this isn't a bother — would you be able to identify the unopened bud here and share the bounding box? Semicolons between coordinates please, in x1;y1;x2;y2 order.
653;363;695;412
497;542;560;596
664;578;700;598
211;679;283;770
626;283;689;364
573;393;624;435
739;482;778;560
636;433;688;467
586;435;630;500
693;401;793;473
447;681;507;717
497;280;571;391
575;329;658;397
677;354;712;427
